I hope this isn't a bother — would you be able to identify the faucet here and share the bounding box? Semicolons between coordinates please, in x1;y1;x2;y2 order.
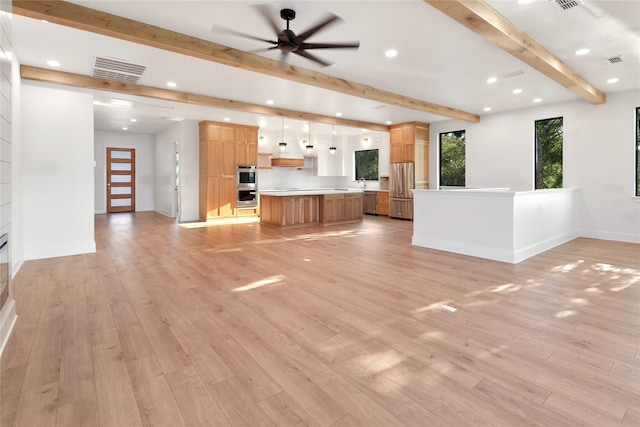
359;177;366;189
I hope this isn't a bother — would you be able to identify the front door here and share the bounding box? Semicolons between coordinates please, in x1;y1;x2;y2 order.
106;147;136;213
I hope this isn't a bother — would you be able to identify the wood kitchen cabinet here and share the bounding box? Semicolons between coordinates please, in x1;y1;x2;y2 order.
322;194;345;223
236;127;258;166
199;120;258;221
320;193;363;224
260;195;320;228
390;122;429;164
376;191;389;216
389;121;430;189
344;193;363;221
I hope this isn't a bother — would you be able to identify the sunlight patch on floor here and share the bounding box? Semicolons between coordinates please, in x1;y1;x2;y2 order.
551;259;584;273
411;299;454;314
179;217;259;228
353;349;406;375
232;274;285;292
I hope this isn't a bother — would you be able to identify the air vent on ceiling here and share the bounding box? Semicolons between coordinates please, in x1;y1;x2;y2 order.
92;56;147;84
606;55;624;64
554;0;580;10
500;70;525;78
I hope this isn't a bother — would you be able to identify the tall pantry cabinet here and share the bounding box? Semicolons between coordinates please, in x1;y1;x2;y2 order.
389;122;430;189
199;120;258;221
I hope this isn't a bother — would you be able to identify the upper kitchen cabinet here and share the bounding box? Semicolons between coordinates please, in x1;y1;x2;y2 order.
390;122;429;164
390;121;430;188
237;126;259;166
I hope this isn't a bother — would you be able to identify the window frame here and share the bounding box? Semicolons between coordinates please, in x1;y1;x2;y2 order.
438;130;466;188
534;116;564;190
354;148;379;181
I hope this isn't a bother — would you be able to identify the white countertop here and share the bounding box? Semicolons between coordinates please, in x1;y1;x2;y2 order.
258;188;364;196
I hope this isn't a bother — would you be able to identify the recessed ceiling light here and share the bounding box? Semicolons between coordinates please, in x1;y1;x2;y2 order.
386;121;392;125
130;118;137;122
266;99;274;105
607;77;619;84
486;76;497;84
575;48;590;56
47;60;60;67
122;127;128;131
336;112;342;117
483;107;492;112
533;98;542;103
385;49;398;58
223;117;230;122
517;0;534;4
166;81;177;88
513;88;523;94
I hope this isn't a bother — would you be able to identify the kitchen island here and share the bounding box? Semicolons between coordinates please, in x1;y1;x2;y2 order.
259;189;364;228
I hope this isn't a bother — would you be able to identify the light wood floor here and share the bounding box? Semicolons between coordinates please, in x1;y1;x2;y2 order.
1;212;639;426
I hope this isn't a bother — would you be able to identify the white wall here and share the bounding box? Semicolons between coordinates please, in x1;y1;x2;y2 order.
94;130;155;214
1;6;16;355
22;81;96;259
177;121;200;222
153;120;199;222
430;89;640;243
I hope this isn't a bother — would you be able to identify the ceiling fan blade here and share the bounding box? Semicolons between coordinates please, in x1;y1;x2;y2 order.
293;50;332;67
248;46;280;54
252;4;281;35
300;42;360;50
297;13;341;41
211;25;277;45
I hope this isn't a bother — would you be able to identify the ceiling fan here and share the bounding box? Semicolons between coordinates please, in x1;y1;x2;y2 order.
213;5;360;67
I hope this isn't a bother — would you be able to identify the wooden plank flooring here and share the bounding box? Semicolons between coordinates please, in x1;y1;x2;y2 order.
1;212;639;426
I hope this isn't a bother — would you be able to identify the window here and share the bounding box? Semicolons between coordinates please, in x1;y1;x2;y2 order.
535;117;563;189
636;107;640;196
354;149;378;180
439;130;466;187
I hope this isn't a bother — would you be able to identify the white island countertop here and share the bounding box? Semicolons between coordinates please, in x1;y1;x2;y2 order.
258;189;364;196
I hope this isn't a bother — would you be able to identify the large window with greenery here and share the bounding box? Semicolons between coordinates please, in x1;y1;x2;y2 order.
535;117;563;189
355;149;378;180
636;107;640;196
439;130;466;187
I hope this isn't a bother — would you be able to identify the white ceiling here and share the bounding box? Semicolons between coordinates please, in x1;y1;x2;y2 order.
11;0;640;138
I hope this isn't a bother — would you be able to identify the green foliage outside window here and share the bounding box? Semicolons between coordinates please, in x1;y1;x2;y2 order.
535;117;563;189
355;149;378;180
439;130;466;187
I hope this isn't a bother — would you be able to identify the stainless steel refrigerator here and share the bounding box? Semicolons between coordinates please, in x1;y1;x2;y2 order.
390;162;414;220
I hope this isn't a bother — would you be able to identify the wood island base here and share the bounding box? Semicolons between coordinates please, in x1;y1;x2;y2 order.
260;192;363;228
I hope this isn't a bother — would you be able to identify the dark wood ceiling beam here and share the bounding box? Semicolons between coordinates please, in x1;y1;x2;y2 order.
20;65;391;131
424;0;606;105
12;0;480;123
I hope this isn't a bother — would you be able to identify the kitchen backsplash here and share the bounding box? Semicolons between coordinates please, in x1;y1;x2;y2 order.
258;167;353;190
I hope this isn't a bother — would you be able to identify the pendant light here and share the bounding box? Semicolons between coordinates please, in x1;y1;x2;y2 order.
305;121;314;154
329;125;337;155
278;117;287;152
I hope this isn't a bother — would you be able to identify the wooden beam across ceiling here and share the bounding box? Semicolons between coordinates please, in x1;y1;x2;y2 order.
20;65;390;131
12;0;481;123
424;0;606;105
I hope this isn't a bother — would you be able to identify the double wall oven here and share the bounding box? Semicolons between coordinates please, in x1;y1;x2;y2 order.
237;166;258;207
